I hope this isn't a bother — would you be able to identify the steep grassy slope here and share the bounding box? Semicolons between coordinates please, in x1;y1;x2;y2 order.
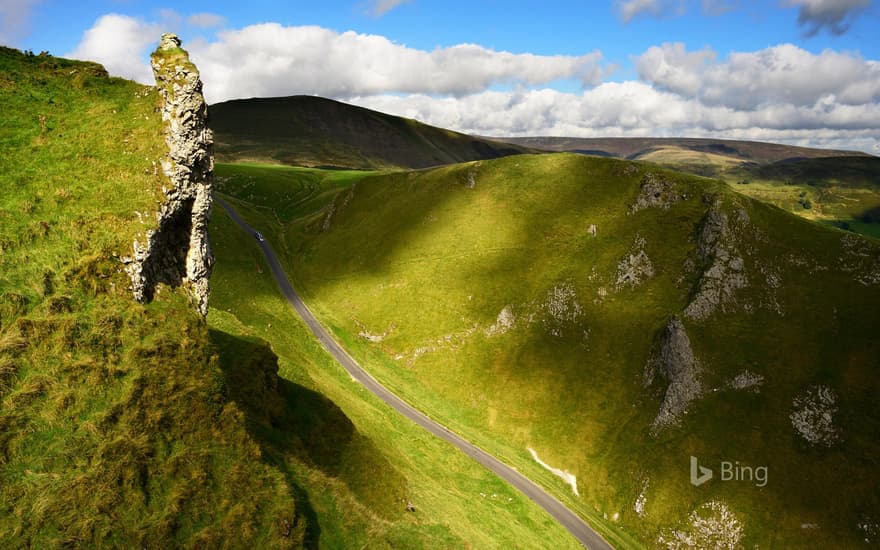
502;137;880;239
210;95;533;169
223;153;880;547
0;46;310;547
207;196;589;549
4;45;548;549
501;136;867;163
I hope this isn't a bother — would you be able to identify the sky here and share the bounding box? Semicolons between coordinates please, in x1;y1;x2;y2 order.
2;0;879;152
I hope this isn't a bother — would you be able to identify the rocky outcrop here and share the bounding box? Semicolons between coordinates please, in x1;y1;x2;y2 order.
658;500;744;550
543;282;584;338
645;316;702;433
790;385;839;446
683;202;747;320
616;234;654;288
631;172;681;213
123;34;214;316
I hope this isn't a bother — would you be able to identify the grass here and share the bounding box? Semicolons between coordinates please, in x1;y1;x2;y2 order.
220;153;880;548
209;95;531;170
207;199;585;549
0;45;586;549
0;44;323;548
634;150;880;239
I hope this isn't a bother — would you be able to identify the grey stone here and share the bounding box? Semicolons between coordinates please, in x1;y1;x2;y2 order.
646;316;702;433
631;172;681;213
684;202;748;321
122;34;214;317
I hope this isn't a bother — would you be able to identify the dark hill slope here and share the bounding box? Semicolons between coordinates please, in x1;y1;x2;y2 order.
210;95;533;169
0;45;464;548
255;153;880;548
501;137;880;237
499;136;868;163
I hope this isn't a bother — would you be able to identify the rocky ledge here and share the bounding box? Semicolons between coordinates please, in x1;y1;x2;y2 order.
123;34;214;316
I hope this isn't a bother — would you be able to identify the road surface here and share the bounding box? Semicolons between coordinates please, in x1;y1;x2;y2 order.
217;198;614;550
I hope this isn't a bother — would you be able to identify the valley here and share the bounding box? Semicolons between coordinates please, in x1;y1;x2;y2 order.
214;150;880;547
3;23;880;549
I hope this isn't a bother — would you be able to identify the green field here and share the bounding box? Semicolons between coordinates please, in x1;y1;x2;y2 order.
633;147;880;239
0;46;592;548
207;199;588;549
216;155;880;548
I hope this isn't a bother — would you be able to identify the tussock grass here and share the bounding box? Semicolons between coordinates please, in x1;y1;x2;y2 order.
0;46;311;548
223;153;880;548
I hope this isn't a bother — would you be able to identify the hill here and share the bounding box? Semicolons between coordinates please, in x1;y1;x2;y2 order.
0;43;309;547
219;153;880;548
501;136;880;238
210;95;533;169
0;44;587;549
498;136;868;163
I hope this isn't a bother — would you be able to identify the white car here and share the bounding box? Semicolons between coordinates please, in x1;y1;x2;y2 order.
255;232;265;242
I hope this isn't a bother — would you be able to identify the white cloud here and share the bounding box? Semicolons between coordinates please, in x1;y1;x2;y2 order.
65;16;880;153
187;12;226;29
0;0;41;46
369;0;411;16
617;0;685;22
701;0;738;15
350;84;880;152
184;23;606;103
66;14;158;83
637;42;880;109
783;0;870;35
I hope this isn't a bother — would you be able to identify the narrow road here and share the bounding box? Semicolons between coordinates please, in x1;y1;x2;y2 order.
217;198;614;550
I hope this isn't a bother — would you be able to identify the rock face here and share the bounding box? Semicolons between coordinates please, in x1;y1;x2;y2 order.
616;234;655;288
683;202;747;320
790;385;839;446
631;172;681;213
658;500;744;550
645;316;702;433
123;34;214;316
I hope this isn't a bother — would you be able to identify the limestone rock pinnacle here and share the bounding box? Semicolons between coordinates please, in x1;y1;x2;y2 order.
123;34;215;317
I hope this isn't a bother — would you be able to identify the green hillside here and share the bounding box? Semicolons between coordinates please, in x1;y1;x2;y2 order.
220;153;880;547
0;45;308;547
0;45;588;549
500;137;880;239
210;95;533;170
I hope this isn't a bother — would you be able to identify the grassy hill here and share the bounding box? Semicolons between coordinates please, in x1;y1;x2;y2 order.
501;136;880;238
218;154;880;548
499;136;867;163
210;95;533;170
0;45;307;547
0;46;588;549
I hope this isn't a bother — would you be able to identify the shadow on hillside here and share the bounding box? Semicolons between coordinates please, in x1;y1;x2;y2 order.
209;329;408;547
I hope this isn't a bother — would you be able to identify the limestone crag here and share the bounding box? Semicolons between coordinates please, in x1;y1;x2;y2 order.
683;202;747;320
630;172;681;213
645;316;702;433
616;234;655;288
123;34;214;316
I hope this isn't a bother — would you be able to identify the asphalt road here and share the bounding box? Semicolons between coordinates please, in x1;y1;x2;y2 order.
218;198;614;550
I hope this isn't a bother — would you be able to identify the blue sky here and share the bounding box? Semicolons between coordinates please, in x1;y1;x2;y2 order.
3;0;879;151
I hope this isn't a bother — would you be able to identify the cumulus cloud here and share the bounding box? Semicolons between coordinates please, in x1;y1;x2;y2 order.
784;0;870;35
66;14;158;83
66;15;880;152
617;0;685;21
637;42;880;109
0;0;42;45
185;23;606;103
187;12;226;28
369;0;411;16
701;0;738;15
350;84;880;151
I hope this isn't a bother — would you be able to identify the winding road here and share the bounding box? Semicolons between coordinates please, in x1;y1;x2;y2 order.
218;198;614;550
